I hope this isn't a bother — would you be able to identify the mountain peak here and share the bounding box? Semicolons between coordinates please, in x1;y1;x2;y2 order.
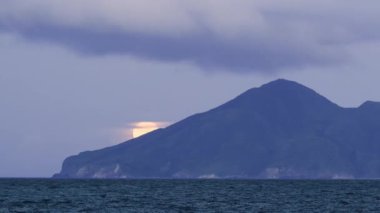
260;79;310;91
359;101;380;109
262;78;299;85
225;78;338;110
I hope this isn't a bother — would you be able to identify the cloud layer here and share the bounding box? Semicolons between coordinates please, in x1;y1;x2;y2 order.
1;0;380;72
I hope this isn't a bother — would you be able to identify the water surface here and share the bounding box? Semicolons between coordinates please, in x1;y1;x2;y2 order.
1;179;379;212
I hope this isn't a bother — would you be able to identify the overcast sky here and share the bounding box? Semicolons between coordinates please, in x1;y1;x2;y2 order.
1;0;380;177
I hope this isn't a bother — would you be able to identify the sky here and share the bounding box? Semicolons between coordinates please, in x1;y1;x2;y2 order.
1;0;380;177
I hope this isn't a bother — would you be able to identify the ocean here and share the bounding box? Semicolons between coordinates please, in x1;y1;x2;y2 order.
1;179;379;212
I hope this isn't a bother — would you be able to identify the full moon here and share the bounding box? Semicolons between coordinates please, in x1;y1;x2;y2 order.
132;122;164;138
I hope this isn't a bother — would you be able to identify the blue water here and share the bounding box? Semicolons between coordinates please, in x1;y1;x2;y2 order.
1;179;380;212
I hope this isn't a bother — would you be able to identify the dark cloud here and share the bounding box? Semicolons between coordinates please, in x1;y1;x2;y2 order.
2;0;380;72
0;22;344;72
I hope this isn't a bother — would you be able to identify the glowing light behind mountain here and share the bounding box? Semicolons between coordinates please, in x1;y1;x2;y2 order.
131;122;168;138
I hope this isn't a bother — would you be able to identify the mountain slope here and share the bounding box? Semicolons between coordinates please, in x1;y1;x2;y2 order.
54;79;380;179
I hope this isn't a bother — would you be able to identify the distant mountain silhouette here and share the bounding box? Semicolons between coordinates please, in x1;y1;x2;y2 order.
53;79;380;179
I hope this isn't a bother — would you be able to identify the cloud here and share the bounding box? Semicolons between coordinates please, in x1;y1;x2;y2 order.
1;0;379;72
